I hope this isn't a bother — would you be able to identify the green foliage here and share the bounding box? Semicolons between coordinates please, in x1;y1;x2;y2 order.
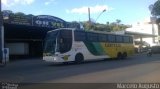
151;0;160;16
83;20;129;32
94;23;111;32
14;12;25;16
116;19;121;24
150;0;160;36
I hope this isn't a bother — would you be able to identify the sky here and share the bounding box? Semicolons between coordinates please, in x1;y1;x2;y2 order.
1;0;158;25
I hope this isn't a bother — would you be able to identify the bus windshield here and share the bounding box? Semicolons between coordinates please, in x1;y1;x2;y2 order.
43;30;60;55
43;29;72;55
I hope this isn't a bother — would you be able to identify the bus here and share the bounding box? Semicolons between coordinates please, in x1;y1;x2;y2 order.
43;28;134;63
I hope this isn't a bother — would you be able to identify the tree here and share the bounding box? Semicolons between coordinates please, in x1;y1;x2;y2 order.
150;0;160;36
2;10;13;14
2;10;13;20
14;12;25;16
116;19;121;25
151;0;160;16
83;20;129;32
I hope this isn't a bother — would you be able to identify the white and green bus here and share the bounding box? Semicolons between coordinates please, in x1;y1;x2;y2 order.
43;28;134;63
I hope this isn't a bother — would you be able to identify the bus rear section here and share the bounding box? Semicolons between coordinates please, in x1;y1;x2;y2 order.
73;30;134;60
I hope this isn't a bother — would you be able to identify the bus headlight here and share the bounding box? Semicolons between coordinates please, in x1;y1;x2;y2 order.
43;53;46;56
63;55;68;60
55;52;59;56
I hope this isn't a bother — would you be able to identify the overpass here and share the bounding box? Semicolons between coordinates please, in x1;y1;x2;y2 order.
115;30;158;53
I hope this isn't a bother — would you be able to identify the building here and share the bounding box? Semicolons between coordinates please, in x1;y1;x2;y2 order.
115;17;159;53
2;11;70;59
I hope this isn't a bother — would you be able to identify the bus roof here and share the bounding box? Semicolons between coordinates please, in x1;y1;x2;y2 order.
79;30;133;37
47;28;76;33
47;28;133;37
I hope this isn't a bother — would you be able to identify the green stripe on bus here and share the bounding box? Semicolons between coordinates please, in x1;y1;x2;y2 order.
84;42;105;56
92;43;106;55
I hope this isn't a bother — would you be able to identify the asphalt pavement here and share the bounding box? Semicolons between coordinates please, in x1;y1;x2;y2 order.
0;53;160;83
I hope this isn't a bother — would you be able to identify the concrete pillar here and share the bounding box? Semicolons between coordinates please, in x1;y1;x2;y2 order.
139;37;143;53
0;0;3;63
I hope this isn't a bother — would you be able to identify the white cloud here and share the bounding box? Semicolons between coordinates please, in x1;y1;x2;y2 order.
44;0;56;5
2;0;7;5
2;0;35;7
66;5;114;14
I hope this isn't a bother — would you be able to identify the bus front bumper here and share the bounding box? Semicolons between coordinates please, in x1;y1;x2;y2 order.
43;56;65;63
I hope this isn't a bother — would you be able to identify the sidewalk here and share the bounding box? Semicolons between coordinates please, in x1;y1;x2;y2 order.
0;61;7;67
1;54;160;68
0;57;43;67
0;63;5;67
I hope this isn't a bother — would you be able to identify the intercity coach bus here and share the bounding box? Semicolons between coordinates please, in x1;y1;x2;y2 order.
43;28;134;63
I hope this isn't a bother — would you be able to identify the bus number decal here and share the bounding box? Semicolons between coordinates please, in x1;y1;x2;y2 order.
105;43;121;47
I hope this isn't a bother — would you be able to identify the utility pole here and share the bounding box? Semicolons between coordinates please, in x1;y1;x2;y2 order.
88;7;91;23
0;0;3;63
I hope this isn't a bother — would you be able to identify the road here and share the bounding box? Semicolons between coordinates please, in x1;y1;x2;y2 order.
0;53;160;83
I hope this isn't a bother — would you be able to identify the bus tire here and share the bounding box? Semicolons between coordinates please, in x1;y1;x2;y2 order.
123;52;127;59
117;52;122;59
75;53;84;64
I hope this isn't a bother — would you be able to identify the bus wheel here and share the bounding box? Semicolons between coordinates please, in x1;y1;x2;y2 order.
123;52;127;59
75;53;84;64
117;52;122;59
63;62;69;65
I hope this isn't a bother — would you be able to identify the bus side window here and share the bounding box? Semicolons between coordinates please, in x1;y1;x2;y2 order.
74;31;86;41
59;30;72;53
123;36;130;43
116;35;123;43
98;34;107;42
129;37;133;43
106;34;108;42
87;32;98;42
108;34;116;43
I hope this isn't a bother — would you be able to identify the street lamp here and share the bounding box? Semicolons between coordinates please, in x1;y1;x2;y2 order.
95;9;106;23
88;8;106;23
88;8;106;30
